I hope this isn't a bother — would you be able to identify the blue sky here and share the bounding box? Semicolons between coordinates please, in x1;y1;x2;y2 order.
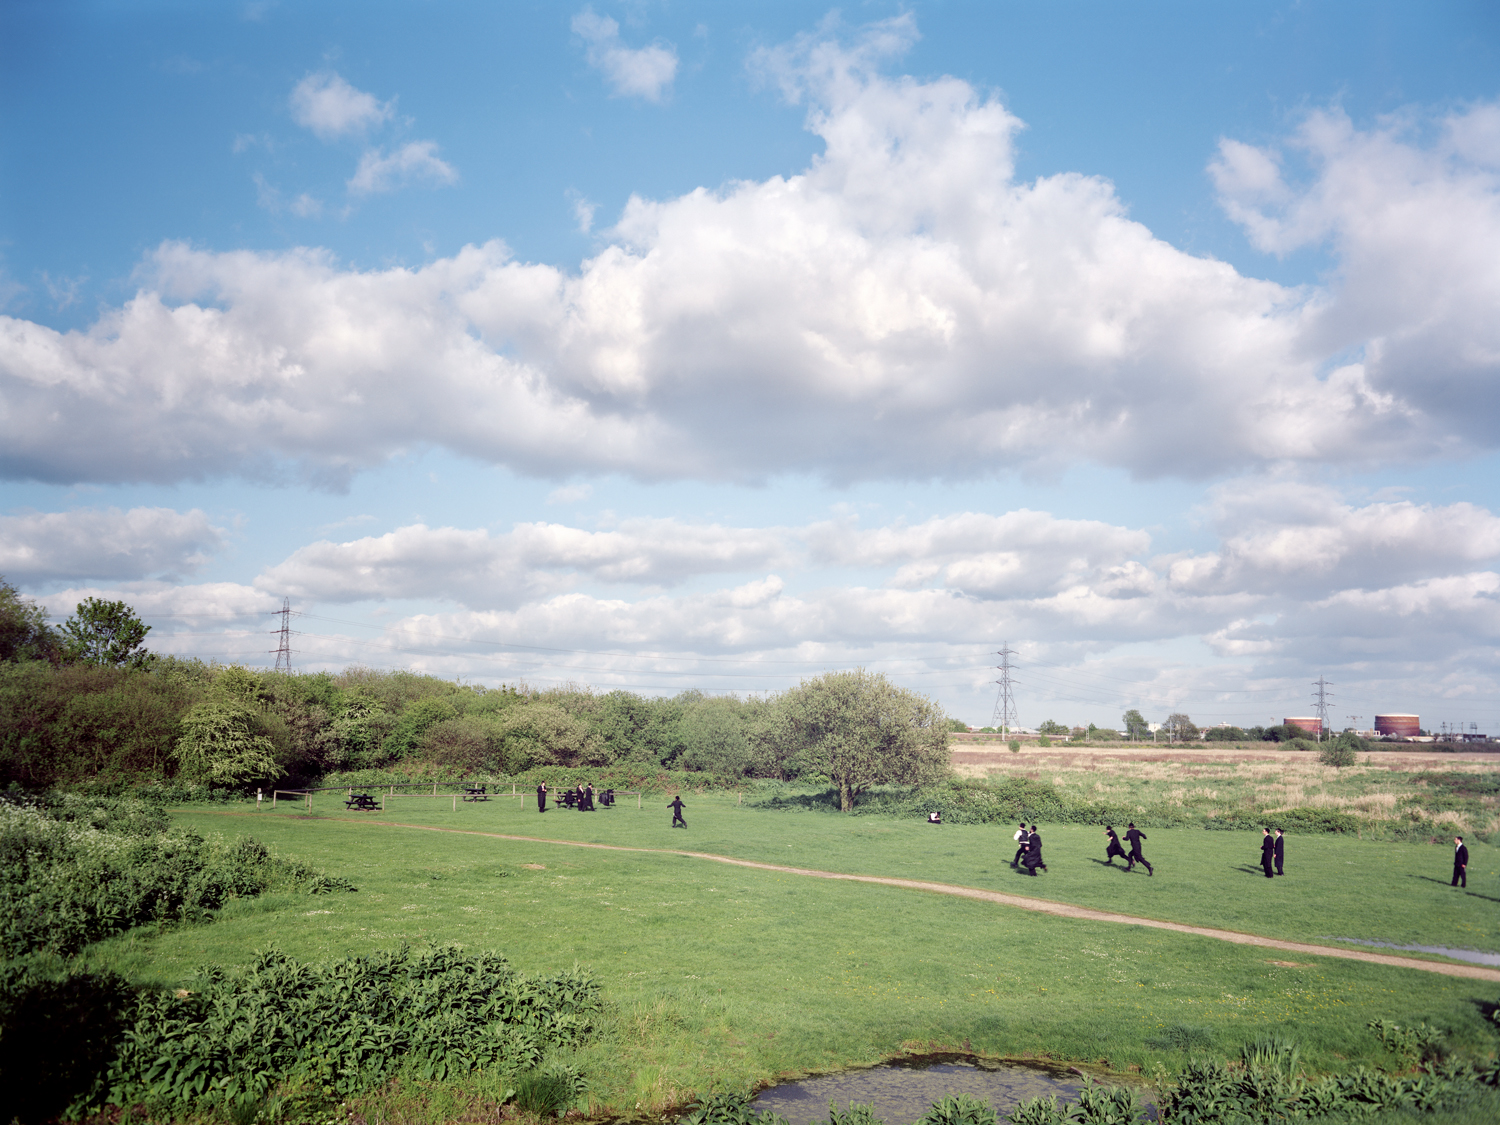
4;1;1500;731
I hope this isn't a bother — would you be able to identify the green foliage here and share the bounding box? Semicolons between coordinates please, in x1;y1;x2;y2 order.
1009;740;1021;753
1067;1077;1141;1125
512;1063;587;1117
1163;713;1199;742
681;697;754;778
12;945;602;1119
947;718;971;732
918;1092;998;1125
1202;726;1246;742
1121;710;1148;739
176;701;278;784
61;597;153;669
782;669;949;811
0;961;136;1124
1037;720;1069;736
0;795;349;959
680;1090;790;1125
1320;736;1362;768
0;576;58;663
829;1101;885;1125
1369;1019;1448;1064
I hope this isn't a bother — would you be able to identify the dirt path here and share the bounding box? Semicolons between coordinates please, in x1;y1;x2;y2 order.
215;811;1500;983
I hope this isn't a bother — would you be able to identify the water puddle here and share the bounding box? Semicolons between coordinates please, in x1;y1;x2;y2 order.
1320;937;1500;966
752;1056;1093;1125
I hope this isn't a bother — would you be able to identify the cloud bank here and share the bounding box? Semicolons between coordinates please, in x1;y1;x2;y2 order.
4;22;1499;494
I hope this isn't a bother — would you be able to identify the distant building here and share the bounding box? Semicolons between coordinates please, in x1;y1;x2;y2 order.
1375;714;1421;738
1284;716;1322;735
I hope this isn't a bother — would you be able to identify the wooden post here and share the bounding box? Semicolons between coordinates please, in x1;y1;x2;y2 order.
637;791;641;809
272;790;277;808
452;794;456;812
433;782;437;796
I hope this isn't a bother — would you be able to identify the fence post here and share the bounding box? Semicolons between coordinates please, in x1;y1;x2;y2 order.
433;782;437;796
452;794;456;812
272;790;277;808
637;791;641;809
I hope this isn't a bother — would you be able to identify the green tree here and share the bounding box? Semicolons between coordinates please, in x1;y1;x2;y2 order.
681;697;752;777
60;598;152;669
782;669;949;812
1122;709;1149;740
0;577;58;662
946;718;970;732
1037;719;1068;736
1162;712;1199;742
175;701;277;784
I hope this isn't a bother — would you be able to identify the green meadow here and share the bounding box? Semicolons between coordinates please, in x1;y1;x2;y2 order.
77;792;1500;1117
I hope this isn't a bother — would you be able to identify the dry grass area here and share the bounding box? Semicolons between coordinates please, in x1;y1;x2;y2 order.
951;745;1500;835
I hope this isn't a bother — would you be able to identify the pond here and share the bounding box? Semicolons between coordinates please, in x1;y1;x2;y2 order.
751;1055;1104;1125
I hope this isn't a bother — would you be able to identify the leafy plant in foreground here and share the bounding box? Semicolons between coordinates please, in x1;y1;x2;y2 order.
919;1092;998;1125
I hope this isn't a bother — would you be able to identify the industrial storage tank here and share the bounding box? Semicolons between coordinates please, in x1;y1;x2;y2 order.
1284;717;1322;735
1375;714;1421;738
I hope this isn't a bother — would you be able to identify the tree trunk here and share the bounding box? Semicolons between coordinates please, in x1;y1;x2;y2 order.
840;779;853;811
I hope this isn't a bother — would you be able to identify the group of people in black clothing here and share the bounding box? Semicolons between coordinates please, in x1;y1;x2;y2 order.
1011;821;1157;877
534;781;614;812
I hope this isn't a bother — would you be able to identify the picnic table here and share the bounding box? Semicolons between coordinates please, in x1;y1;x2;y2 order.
345;793;380;811
558;789;578;809
462;785;489;802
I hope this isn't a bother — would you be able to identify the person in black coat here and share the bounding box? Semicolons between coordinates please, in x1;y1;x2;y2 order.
1125;822;1153;876
1104;826;1128;865
669;795;686;828
1260;828;1275;878
584;783;596;811
1453;836;1469;888
1273;829;1285;876
1021;825;1046;875
536;782;547;813
1011;822;1029;868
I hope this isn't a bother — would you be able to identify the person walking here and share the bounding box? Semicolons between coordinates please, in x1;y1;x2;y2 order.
1124;822;1153;876
1011;822;1029;868
1021;824;1046;875
1453;836;1469;888
669;794;687;828
584;782;596;811
536;782;547;813
1259;828;1275;878
1104;826;1128;865
1273;828;1285;876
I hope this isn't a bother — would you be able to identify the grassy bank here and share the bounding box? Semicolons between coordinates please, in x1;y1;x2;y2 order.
65;795;1499;1120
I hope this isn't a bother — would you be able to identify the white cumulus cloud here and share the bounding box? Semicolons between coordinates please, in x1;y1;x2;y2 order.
290;72;394;139
572;9;678;102
347;141;458;195
3;22;1500;489
0;507;224;584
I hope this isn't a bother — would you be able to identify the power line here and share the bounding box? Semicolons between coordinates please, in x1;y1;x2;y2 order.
1312;675;1334;742
272;597;293;673
990;643;1018;734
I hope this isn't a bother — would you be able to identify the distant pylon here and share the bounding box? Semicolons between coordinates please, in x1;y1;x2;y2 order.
1312;676;1333;742
990;643;1019;735
273;597;292;672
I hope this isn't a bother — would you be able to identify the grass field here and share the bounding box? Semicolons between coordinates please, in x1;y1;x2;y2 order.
76;790;1500;1119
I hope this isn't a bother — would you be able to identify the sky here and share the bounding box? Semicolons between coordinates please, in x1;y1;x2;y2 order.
3;0;1500;731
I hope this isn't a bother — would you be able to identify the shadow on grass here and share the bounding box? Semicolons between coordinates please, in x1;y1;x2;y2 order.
1235;864;1274;877
1410;874;1470;889
1088;858;1133;871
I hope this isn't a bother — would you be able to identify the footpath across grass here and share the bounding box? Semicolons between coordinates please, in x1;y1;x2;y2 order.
238;787;1498;955
73;795;1500;1117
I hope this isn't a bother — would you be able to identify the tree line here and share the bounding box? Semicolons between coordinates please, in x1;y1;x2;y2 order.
0;581;949;808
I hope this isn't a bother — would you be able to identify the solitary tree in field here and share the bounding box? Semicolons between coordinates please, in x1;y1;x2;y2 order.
782;669;950;811
60;597;152;669
1122;709;1149;740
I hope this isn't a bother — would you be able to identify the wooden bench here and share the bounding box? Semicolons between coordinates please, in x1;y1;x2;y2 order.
345;793;380;811
462;786;489;802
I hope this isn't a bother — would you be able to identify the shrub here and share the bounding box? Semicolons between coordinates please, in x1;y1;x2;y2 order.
0;795;350;958
9;945;601;1121
1319;741;1358;768
918;1093;996;1125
